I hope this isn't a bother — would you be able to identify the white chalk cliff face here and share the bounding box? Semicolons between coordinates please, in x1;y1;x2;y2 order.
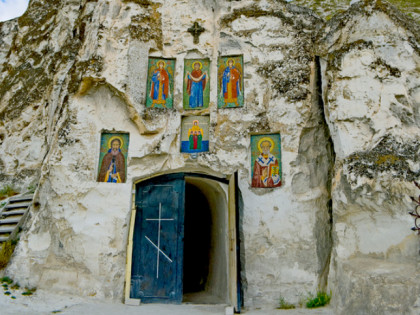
317;3;420;313
0;0;418;313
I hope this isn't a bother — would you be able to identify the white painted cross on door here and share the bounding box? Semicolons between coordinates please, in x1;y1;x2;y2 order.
145;203;174;279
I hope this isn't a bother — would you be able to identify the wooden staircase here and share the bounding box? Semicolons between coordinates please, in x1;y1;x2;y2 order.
0;194;33;243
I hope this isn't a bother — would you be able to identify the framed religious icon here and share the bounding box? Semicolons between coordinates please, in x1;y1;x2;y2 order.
180;116;210;153
183;59;210;110
251;134;282;188
97;133;129;183
145;57;175;108
217;55;244;108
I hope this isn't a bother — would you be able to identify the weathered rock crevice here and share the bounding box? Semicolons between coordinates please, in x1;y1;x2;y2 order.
315;55;335;291
291;55;335;291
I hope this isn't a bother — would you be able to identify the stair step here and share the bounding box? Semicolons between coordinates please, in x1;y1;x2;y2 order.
4;202;31;210
0;217;20;224
9;194;33;202
1;210;26;217
0;226;15;233
0;214;23;221
0;193;33;243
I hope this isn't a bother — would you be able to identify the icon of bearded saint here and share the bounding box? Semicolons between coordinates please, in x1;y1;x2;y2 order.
98;138;126;183
252;137;281;188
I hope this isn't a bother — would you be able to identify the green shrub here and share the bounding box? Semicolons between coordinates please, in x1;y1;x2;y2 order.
0;241;17;269
306;291;331;308
278;296;296;309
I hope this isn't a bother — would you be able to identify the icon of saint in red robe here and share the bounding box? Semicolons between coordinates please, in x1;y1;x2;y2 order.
221;58;241;107
252;137;281;188
150;60;170;107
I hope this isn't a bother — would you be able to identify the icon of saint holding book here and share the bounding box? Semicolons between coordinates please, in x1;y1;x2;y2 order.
252;137;281;188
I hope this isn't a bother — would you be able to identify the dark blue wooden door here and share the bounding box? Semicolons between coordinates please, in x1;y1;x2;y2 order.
131;174;185;303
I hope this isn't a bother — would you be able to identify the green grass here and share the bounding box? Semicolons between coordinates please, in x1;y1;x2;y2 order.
22;287;36;296
0;185;19;200
0;241;17;269
0;276;34;299
1;276;13;284
306;291;331;308
278;296;296;309
11;283;20;290
27;184;36;194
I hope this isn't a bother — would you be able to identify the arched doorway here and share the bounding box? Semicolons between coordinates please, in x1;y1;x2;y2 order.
183;177;229;304
125;173;239;309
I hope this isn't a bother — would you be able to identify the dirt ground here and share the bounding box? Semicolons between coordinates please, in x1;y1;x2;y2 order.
0;288;334;315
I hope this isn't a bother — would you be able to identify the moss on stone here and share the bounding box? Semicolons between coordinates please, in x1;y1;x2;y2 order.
219;3;320;102
0;241;16;270
0;66;52;121
122;0;153;7
125;2;162;49
68;56;104;95
0;0;88;121
292;0;420;24
326;40;373;72
369;57;401;78
375;154;401;166
248;112;271;133
220;4;294;29
345;136;420;181
326;1;418;43
257;55;312;101
17;0;60;28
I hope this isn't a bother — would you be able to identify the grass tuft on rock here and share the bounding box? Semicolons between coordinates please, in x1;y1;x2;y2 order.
278;296;296;309
22;287;36;296
1;276;13;284
306;291;331;308
0;241;17;269
0;185;19;200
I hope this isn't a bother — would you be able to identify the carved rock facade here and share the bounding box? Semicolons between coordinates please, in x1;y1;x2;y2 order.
0;0;419;313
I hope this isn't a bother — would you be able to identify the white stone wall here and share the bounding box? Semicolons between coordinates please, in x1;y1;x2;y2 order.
0;0;419;313
319;2;420;314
